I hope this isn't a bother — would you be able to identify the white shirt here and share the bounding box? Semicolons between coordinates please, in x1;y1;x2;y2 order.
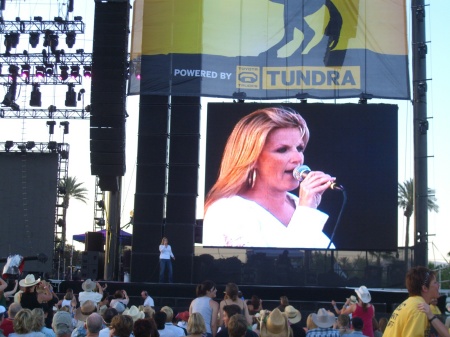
203;194;333;248
144;295;155;307
159;245;174;260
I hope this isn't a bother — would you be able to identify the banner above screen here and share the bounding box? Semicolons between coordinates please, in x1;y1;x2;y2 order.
130;0;410;100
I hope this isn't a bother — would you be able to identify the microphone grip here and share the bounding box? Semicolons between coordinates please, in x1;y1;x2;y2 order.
293;165;344;191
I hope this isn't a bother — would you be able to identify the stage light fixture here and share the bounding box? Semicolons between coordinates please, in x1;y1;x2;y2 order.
60;121;70;134
8;64;19;77
58;186;66;195
25;141;35;150
65;31;76;48
21;64;30;80
74;16;82;21
35;65;45;79
95;218;105;227
46;120;56;134
97;200;105;209
5;141;13;152
65;84;76;107
2;82;17;107
76;49;84;54
29;83;41;107
43;30;52;47
54;16;63;22
57;218;65;227
48;105;57;113
34;16;42;21
17;144;26;152
83;66;91;78
77;88;85;101
4;32;20;53
45;64;54;77
70;65;80;78
29;32;40;48
48;141;57;151
49;34;59;54
59;65;69;81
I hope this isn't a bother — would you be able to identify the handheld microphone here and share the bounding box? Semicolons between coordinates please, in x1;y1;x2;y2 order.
293;165;344;191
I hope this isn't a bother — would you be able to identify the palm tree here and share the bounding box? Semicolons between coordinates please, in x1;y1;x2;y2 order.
58;176;88;254
398;178;439;270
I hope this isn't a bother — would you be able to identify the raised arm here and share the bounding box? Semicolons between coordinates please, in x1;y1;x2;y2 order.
418;302;450;337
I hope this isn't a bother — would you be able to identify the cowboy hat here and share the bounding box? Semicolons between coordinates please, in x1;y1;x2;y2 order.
81;279;97;292
123;305;145;322
311;308;335;329
355;286;371;304
260;309;290;337
19;274;40;287
284;305;301;324
74;300;96;322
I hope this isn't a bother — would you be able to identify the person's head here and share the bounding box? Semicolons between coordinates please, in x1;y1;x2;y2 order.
336;314;350;329
222;305;242;327
378;317;388;332
224;283;239;301
406;266;438;300
52;311;73;337
228;314;249;337
141;291;148;299
154;312;167;330
13;308;34;334
110;314;134;337
204;107;309;212
133;318;157;337
311;308;335;329
75;300;97;322
259;309;291;337
280;296;289;306
142;306;155;319
64;288;74;300
31;308;46;331
196;280;217;298
114;290;126;299
284;306;301;325
306;314;317;330
355;286;371;304
86;313;104;334
250;295;261;308
102;308;119;325
8;302;22;319
187;312;206;335
352;317;364;332
160;306;173;322
161;237;168;245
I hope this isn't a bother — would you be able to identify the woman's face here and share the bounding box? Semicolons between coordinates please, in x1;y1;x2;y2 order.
255;127;304;192
222;311;230;327
206;287;217;298
163;238;168;245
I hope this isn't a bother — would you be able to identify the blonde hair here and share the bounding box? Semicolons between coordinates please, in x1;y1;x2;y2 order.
306;313;317;330
204;107;309;213
161;237;168;244
13;309;34;334
31;308;45;331
187;312;206;335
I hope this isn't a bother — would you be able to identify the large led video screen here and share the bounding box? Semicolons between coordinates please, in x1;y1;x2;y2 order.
204;103;398;251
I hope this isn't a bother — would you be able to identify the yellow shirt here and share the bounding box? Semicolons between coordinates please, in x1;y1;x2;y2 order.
383;296;430;337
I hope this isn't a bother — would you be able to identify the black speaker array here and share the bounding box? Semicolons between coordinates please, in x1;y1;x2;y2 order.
131;96;200;282
80;251;105;280
85;231;104;252
90;1;130;191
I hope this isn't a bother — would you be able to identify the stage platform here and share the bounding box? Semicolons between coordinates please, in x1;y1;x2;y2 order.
57;280;408;318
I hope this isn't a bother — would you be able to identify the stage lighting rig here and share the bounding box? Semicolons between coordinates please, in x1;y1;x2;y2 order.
45;64;54;77
46;121;56;134
35;66;45;79
4;141;14;152
4;32;20;53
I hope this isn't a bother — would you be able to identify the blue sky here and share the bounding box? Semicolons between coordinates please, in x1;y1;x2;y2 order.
0;1;449;263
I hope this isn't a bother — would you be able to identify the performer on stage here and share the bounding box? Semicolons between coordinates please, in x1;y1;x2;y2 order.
159;237;175;283
203;107;335;249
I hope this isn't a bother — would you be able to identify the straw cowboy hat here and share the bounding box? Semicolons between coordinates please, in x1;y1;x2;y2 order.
74;300;96;322
81;279;97;292
19;274;40;287
284;306;302;324
123;305;145;322
311;308;335;329
355;286;371;304
260;308;290;337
